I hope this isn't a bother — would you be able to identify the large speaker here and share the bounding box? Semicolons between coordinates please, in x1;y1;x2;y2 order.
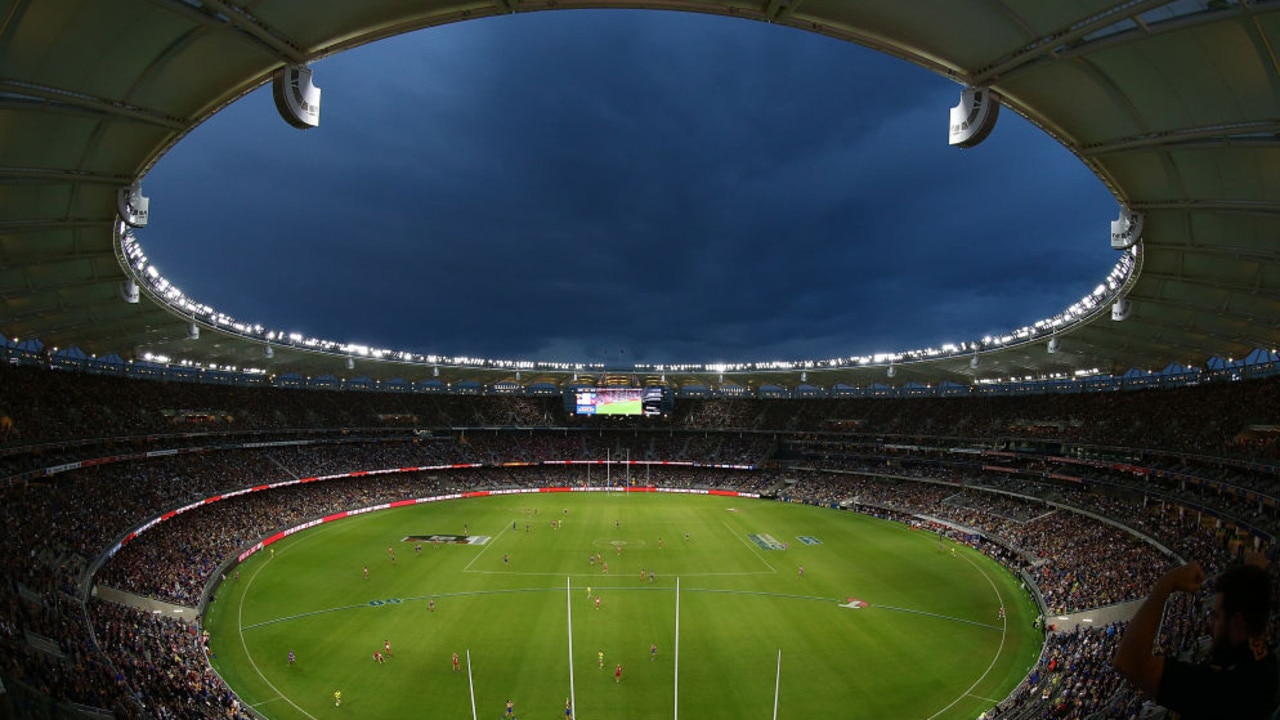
116;184;150;228
273;64;321;129
119;278;140;304
1111;297;1131;321
949;87;1000;148
1110;207;1143;250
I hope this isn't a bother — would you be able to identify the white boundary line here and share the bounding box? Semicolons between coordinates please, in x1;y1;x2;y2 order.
235;546;319;720
923;554;1008;720
566;577;577;720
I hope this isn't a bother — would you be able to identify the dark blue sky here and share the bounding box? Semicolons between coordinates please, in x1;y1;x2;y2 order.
141;9;1118;367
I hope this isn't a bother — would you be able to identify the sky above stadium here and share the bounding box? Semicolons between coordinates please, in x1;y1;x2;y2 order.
140;9;1119;368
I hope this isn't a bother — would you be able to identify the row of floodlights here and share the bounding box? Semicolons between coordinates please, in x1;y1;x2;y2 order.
116;218;1139;378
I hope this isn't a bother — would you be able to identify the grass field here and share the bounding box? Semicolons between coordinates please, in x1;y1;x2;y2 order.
204;492;1042;720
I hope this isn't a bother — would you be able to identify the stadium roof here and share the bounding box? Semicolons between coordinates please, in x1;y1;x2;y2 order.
2;0;1279;391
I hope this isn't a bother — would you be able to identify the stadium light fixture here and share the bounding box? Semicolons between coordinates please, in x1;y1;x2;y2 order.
114;200;1140;381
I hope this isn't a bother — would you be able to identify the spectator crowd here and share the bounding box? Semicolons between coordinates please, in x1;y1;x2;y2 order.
0;363;1277;719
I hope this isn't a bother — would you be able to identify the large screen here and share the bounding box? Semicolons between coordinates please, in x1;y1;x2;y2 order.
573;387;667;416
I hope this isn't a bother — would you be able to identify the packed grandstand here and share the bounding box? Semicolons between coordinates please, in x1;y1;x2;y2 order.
1;354;1277;718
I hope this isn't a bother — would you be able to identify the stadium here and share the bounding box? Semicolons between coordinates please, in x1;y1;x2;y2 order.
3;1;1280;719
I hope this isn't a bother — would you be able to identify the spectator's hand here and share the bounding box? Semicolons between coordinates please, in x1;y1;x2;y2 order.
1162;562;1205;593
1243;550;1270;570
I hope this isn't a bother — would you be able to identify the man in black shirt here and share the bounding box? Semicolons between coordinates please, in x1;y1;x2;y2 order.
1114;560;1277;719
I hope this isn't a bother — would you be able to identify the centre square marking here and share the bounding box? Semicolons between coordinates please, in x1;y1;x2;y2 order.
592;538;646;549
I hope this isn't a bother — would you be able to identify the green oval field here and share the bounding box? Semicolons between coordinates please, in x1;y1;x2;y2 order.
204;492;1042;720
